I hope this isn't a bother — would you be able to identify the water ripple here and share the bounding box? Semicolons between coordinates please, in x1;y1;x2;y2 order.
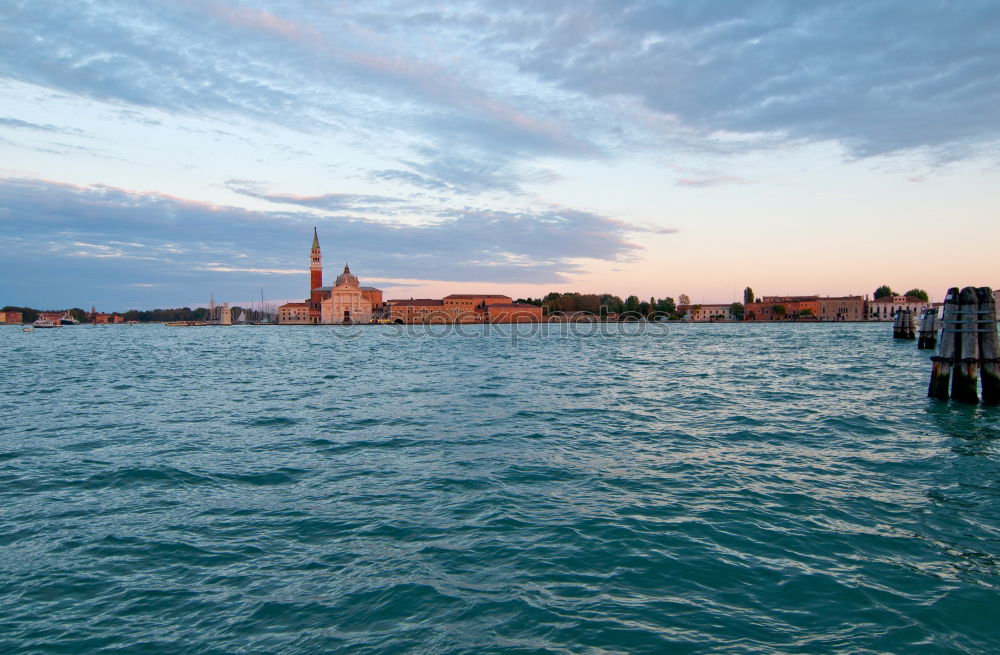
1;323;998;654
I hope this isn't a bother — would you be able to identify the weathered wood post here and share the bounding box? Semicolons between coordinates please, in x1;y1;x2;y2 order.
928;288;959;400
977;287;1000;404
893;309;915;339
951;287;980;404
917;307;938;349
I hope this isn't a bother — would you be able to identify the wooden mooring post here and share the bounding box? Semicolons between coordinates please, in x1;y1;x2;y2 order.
917;307;939;349
978;287;1000;404
928;286;999;404
928;288;958;400
893;309;915;339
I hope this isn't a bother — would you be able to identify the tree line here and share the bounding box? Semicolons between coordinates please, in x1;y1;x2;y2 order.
514;284;932;322
2;305;223;323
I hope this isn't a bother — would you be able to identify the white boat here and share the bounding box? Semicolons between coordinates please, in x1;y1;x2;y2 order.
32;319;59;328
60;310;80;325
22;326;33;332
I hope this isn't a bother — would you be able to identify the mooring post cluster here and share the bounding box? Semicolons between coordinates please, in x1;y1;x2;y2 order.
928;286;1000;404
893;308;916;339
917;307;939;349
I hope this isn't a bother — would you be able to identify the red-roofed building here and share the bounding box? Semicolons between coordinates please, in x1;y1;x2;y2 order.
483;302;543;323
388;299;448;323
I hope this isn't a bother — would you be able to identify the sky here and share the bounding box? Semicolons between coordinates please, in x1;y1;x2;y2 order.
1;0;999;311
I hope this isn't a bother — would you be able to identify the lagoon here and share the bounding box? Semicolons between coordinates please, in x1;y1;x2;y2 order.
1;322;998;654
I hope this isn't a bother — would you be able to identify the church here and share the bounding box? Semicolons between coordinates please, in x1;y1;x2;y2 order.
277;229;383;324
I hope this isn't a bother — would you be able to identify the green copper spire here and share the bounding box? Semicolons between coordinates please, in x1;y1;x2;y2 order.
312;227;319;250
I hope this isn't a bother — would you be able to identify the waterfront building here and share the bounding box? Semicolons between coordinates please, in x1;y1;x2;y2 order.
681;303;737;322
320;264;373;324
867;295;930;321
388;299;447;323
387;297;542;324
278;303;310;324
743;297;809;321
816;296;866;321
279;229;383;324
483;303;543;323
444;294;512;311
94;313;110;324
744;295;865;321
0;310;23;324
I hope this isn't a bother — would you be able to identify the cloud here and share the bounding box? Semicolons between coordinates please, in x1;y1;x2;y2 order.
3;0;996;184
675;175;750;188
225;179;405;212
506;0;1000;160
0;116;84;135
0;176;662;306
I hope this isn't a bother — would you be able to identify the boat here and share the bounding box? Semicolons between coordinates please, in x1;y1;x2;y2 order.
60;310;80;325
22;326;33;332
32;319;59;328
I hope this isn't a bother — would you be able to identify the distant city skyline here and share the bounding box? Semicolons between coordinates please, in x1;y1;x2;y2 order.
2;1;999;311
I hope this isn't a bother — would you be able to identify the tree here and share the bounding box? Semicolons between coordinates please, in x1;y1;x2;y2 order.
873;285;896;299
904;288;929;302
625;295;640;312
68;308;89;323
799;308;814;317
773;304;787;318
638;301;651;315
743;287;754;305
678;294;690;306
600;294;625;314
3;306;38;323
730;302;745;320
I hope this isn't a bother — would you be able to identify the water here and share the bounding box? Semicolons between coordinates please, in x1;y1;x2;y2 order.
1;322;998;654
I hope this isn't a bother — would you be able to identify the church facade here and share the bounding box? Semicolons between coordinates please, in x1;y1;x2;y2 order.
278;228;382;324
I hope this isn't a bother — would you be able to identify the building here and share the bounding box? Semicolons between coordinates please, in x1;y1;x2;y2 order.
681;303;736;322
94;313;111;324
0;310;23;324
744;296;817;321
387;297;542;324
483;303;543;323
321;264;373;324
388;299;448;323
868;295;930;321
816;296;866;321
279;228;383;324
278;302;310;324
443;294;512;311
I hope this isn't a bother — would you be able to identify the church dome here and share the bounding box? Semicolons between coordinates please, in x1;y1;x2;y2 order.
335;263;359;287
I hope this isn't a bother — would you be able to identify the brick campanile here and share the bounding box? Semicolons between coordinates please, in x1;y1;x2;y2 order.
310;227;323;304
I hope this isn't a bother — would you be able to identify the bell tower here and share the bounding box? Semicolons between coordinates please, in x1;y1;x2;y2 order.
310;227;322;304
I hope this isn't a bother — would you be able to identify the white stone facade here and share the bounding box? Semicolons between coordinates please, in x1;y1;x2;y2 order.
320;265;373;324
868;295;930;321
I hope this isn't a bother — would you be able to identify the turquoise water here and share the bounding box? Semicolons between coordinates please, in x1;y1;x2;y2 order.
1;322;998;654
